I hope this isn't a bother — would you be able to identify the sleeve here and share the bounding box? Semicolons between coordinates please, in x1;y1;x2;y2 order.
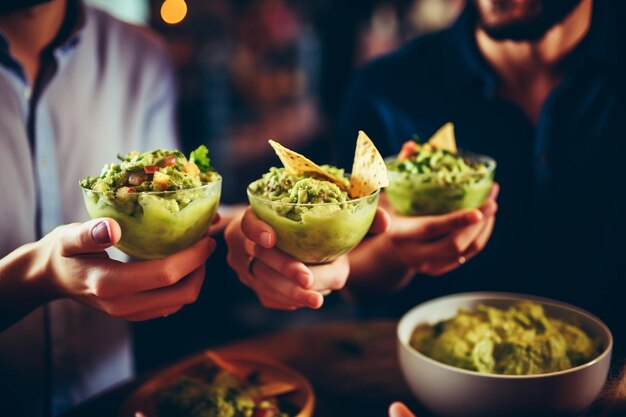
337;69;394;168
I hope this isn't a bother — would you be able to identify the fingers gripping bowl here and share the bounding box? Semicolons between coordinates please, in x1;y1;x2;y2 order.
80;147;221;259
397;292;612;417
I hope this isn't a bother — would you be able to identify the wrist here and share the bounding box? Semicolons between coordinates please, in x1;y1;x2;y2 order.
27;238;62;301
347;233;412;296
0;240;60;324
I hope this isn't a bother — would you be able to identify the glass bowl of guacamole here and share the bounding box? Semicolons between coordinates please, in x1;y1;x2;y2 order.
247;166;379;264
385;143;496;216
397;292;613;417
80;147;221;260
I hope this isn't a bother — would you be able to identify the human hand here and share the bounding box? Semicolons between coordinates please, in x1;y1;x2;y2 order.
387;182;499;276
37;218;216;321
224;207;389;310
389;402;416;417
347;184;498;294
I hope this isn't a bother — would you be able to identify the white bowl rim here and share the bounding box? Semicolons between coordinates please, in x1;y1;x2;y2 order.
397;291;613;380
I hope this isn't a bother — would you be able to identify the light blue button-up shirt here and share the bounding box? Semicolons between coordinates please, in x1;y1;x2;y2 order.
0;4;178;416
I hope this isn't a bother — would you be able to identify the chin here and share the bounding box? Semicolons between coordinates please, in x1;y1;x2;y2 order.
474;0;543;27
470;0;584;42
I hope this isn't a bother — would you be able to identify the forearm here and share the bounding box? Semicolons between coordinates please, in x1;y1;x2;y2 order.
346;234;414;296
0;242;55;330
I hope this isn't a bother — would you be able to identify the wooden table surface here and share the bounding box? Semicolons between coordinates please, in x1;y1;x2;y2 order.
61;320;626;417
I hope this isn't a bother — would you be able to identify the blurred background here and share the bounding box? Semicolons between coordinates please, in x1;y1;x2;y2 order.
83;0;464;372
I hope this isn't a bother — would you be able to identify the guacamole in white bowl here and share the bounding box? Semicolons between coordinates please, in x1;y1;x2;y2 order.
409;301;602;375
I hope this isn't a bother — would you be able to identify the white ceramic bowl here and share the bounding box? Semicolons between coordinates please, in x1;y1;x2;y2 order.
397;292;612;417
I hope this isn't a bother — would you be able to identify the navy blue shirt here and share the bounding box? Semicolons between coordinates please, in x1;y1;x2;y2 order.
340;0;626;354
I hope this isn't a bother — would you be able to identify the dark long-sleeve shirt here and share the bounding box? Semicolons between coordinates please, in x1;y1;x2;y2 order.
339;0;626;355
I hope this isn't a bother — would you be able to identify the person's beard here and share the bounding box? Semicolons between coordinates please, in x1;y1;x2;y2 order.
0;0;54;15
469;0;584;42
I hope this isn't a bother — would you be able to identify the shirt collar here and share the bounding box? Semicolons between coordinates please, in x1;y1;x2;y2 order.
0;0;86;71
47;0;86;53
442;0;623;94
0;31;21;76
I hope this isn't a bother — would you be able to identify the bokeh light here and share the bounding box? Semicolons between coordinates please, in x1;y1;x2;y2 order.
161;0;187;25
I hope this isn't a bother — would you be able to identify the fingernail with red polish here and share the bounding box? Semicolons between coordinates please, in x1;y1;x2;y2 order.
92;221;111;245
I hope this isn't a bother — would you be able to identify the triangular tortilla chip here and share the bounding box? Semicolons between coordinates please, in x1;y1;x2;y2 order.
427;122;457;153
268;140;347;191
349;131;389;198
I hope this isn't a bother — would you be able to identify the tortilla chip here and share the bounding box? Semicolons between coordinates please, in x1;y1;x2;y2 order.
268;140;347;190
349;131;389;198
427;122;457;153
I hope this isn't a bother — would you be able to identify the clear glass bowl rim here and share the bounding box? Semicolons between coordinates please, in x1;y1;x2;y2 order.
247;183;380;207
385;150;497;179
80;175;222;196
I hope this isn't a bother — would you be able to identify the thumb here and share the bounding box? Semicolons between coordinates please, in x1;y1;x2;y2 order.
60;218;122;256
369;207;391;234
389;402;416;417
241;207;276;248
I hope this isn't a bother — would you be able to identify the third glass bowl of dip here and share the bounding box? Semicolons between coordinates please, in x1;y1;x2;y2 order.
385;152;496;216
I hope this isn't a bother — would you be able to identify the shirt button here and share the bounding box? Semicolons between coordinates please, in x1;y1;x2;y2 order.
539;153;547;164
23;87;32;100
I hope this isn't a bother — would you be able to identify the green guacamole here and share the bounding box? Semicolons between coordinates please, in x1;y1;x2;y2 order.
80;146;221;259
410;302;602;375
386;142;495;215
248;166;378;263
158;363;293;417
